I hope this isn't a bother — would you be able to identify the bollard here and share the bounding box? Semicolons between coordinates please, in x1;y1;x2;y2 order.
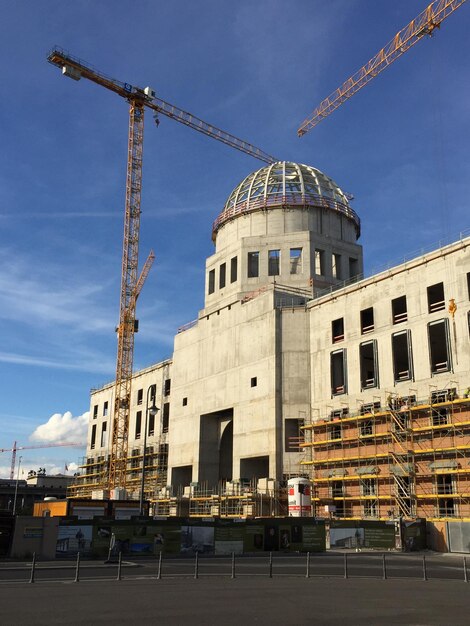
306;552;310;579
382;554;387;580
422;554;427;581
269;552;273;578
117;551;122;581
194;551;199;579
74;552;80;583
343;553;348;579
157;551;162;580
231;552;236;579
29;552;36;584
463;556;468;583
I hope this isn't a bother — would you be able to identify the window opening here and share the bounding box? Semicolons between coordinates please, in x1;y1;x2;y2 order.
392;295;407;324
247;251;259;278
361;478;377;495
230;256;238;283
208;269;215;295
332;318;344;343
331;350;347;395
219;263;226;289
162;403;170;433
360;307;374;334
314;249;325;275
103;401;108;417
135;411;142;439
392;330;413;382
137;389;143;405
268;250;280;276
251;377;257;388
331;481;343;497
432;407;449;426
290;248;302;275
428;319;452;374
360;420;373;437
363;501;378;517
349;257;359;279
164;379;171;396
93;405;98;419
100;422;107;448
285;418;304;452
427;282;445;313
332;253;341;279
90;424;96;449
182;397;188;406
328;423;342;440
359;340;378;389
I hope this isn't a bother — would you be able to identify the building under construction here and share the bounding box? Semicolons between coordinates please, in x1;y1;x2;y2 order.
68;160;470;522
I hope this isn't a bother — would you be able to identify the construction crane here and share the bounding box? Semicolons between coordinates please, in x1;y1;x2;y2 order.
297;0;467;136
47;48;278;494
0;441;83;480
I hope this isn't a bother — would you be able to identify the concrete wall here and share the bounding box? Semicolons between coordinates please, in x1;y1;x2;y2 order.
10;516;60;559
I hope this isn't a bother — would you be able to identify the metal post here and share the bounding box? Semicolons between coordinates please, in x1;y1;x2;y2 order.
231;551;235;579
382;553;387;580
269;551;273;578
29;552;36;584
117;551;122;581
422;554;427;581
194;551;199;579
463;556;468;583
74;552;80;583
306;552;310;579
157;551;162;580
343;553;348;579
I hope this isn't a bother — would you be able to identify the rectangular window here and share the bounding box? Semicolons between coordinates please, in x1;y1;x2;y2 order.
93;405;98;419
360;420;373;437
392;295;407;324
332;318;344;343
349;257;359;279
219;263;226;289
363;501;378;518
268;249;280;276
361;479;377;496
467;272;470;299
247;251;259;278
360;340;379;390
331;481;344;497
427;282;445;313
182;397;188;406
328;423;342;441
137;389;143;405
285;418;304;452
331;349;347;395
164;379;171;396
135;410;142;439
392;330;413;382
428;319;452;374
314;249;325;275
148;411;155;437
208;269;215;295
290;248;302;275
103;401;108;417
100;422;107;448
230;256;238;283
436;474;454;495
251;377;257;387
360;307;374;334
162;403;170;433
432;407;449;426
332;253;341;280
90;424;97;449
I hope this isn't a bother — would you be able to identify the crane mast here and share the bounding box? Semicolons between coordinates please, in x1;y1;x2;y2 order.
297;0;467;136
48;48;277;494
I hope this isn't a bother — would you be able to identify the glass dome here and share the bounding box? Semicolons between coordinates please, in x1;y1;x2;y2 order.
213;161;360;239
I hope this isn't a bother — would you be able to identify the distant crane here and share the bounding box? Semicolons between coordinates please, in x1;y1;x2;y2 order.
298;0;467;136
0;441;83;480
47;48;278;493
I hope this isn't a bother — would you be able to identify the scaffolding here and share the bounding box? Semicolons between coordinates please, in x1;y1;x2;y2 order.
302;387;470;520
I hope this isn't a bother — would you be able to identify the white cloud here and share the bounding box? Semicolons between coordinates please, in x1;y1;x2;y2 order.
0;460;80;480
30;411;89;445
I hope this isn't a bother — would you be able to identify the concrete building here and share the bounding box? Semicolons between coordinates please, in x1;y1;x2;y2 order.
72;161;470;520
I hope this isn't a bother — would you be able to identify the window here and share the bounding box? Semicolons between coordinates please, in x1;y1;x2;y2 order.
392;330;413;382
332;318;344;343
427;282;445;313
360;420;373;437
436;474;454;495
93;405;98;419
331;349;347;395
314;249;325;275
247;252;259;278
219;263;226;289
432;407;449;426
328;424;342;441
349;257;359;279
268;250;280;276
230;256;238;283
251;377;257;387
428;319;452;374
137;389;143;405
285;418;304;452
467;272;470;299
182;397;188;406
361;479;377;496
103;401;108;417
360;340;378;389
164;379;171;396
290;248;302;275
331;481;344;497
208;269;215;295
162;403;170;433
100;422;107;448
332;253;341;279
90;424;97;449
135;411;142;439
148;411;155;437
363;501;378;517
360;307;374;334
392;296;407;324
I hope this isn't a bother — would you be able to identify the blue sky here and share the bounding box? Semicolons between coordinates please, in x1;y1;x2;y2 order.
0;0;469;478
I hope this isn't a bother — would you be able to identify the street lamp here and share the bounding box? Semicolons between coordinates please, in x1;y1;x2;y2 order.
12;455;23;516
139;384;159;515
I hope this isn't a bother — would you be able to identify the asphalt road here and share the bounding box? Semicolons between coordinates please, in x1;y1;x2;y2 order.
0;552;468;584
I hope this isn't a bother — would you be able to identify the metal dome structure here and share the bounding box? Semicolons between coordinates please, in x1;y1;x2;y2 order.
212;161;360;240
